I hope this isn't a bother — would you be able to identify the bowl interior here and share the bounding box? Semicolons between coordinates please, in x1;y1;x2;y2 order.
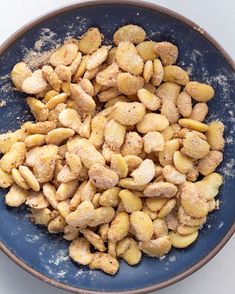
0;2;235;293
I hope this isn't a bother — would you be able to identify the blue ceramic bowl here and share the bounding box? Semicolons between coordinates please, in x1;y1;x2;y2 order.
0;1;234;293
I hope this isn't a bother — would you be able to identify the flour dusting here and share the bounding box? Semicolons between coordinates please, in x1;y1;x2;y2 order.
48;249;70;266
222;159;235;178
25;233;44;243
169;256;176;262
22;28;60;69
0;100;6;107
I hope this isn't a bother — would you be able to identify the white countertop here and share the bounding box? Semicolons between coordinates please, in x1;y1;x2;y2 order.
0;1;234;294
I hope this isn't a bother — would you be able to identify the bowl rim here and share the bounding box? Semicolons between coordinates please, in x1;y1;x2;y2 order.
0;1;234;293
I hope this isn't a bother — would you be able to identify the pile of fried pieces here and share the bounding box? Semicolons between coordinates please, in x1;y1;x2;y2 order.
0;24;224;275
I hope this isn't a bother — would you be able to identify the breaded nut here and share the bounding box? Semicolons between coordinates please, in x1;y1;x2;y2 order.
206;121;225;151
70;84;96;112
130;211;154;241
144;182;178;198
31;208;51;226
116;41;144;75
50;42;78;66
155;42;178;65
113;102;146;125
63;225;79;241
153;219;168;237
157;198;177;218
137;88;161;111
190;103;208;122
42;65;61;92
89;163;119;189
110;154;128;179
131;159;155;185
177;224;199;236
117;72;144;95
143;60;154;83
119;189;142;213
46;93;68;111
66;201;95;227
173;151;193;174
25;191;48;209
185;81;214;102
5;184;28;207
197;151;223;176
156;82;181;103
121;132;143;156
0;168;13;188
181;182;208;218
67;138;105;169
178;206;206;227
46;128;75;145
25;121;57;134
78;27;102;54
80;229;106;252
87;46;110;70
96;63;119;87
108;212;130;242
99;187;121;207
89;114;108;148
11;62;32;89
89;252;119;275
55;64;72;82
0;142;26;173
104;119;126;150
56;180;78;201
120;238;142;265
119;179;146;193
21;70;48;95
43;183;58;209
163;65;189;85
178;118;209;132
69;238;93;265
176;92;192;118
78;114;91;139
24;134;46;148
73;55;90;81
143;131;164;153
106;47;117;65
146;197;167;212
161;100;180;123
159;139;180;166
139;236;172;257
113;24;146;45
98;87;121;102
48;215;66;233
124;155;143;173
89;207;115;227
169;231;198;248
12;169;29;190
136;41;158;61
137;113;169;133
182;132;210;159
196;173;223;200
26;97;49;122
19;165;40;192
58;108;82;132
151;59;164;86
162;165;186;184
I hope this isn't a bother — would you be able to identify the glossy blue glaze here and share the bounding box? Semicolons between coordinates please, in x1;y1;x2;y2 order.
0;3;234;293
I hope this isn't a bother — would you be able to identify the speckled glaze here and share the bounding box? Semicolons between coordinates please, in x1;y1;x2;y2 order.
0;1;234;293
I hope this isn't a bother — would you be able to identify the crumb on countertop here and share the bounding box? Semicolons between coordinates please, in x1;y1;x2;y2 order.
0;100;6;107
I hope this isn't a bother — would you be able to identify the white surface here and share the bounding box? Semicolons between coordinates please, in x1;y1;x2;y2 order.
0;0;234;293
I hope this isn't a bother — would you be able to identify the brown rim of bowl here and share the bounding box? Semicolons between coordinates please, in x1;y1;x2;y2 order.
0;0;234;293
